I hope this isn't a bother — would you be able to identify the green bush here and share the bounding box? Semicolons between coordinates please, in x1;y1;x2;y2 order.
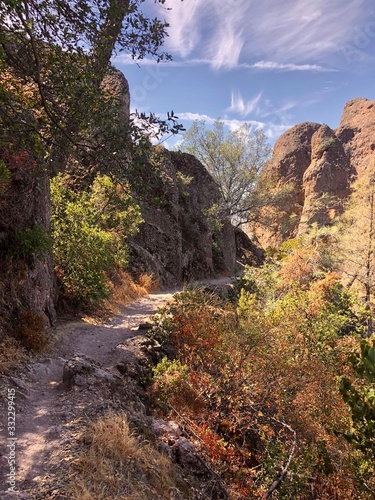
51;173;142;305
14;225;52;260
340;339;375;457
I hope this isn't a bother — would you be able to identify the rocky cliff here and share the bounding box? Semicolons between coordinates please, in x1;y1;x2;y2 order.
0;168;56;336
252;97;375;247
128;148;237;286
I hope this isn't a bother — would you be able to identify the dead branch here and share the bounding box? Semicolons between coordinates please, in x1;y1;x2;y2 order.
265;419;297;499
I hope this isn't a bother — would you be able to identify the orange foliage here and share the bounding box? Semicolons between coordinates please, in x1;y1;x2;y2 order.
151;283;371;498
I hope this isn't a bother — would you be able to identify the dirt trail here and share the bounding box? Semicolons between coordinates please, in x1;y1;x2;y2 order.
0;288;179;498
0;278;233;498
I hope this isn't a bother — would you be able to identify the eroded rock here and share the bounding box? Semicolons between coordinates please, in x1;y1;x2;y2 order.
250;97;375;246
62;354;119;390
128;150;236;286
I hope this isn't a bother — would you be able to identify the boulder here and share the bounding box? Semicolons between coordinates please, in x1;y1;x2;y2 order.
62;354;119;390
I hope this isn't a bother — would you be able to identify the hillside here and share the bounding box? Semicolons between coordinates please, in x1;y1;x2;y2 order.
1;3;374;496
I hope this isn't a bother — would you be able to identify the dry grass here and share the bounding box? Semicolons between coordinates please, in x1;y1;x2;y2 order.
107;271;159;313
70;411;179;500
0;336;28;373
15;309;50;351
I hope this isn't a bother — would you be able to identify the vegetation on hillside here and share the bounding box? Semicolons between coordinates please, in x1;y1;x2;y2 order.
0;3;374;498
51;173;142;306
149;234;375;498
0;1;185;318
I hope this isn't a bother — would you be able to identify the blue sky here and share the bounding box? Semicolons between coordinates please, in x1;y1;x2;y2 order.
113;0;375;148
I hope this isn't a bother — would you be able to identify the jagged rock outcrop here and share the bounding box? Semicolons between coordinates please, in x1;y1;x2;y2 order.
129;149;237;286
298;124;352;234
336;97;375;175
252;97;375;247
101;66;130;123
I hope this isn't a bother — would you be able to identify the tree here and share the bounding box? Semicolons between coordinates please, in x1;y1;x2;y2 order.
179;119;272;226
0;0;183;176
335;172;375;334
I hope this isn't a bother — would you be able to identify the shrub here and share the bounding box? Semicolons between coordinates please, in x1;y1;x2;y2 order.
51;173;142;306
70;411;178;499
149;281;369;497
14;225;52;260
0;336;28;372
340;338;375;457
15;309;49;352
151;357;202;411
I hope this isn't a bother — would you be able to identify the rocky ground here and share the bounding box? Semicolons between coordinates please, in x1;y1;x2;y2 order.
0;280;232;499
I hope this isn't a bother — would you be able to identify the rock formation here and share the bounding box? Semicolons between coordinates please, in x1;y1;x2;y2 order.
101;67;130;123
128;149;237;286
0;168;56;336
252;97;375;247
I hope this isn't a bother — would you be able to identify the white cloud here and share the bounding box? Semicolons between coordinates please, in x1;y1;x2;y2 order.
248;61;337;72
115;54;336;73
154;0;366;69
162;110;291;141
227;91;263;116
175;112;216;123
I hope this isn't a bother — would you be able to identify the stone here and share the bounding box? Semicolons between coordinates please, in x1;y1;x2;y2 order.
250;97;375;247
128;149;236;287
298;124;351;233
151;418;182;442
101;67;130;123
234;227;265;268
172;437;203;471
1;375;30;398
62;354;119;389
0;170;57;336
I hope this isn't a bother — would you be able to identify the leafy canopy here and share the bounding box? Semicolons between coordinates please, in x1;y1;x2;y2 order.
0;0;184;176
179;119;271;226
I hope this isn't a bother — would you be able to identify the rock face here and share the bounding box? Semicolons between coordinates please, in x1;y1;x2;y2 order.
101;67;130;123
252;97;375;247
0;169;56;337
129;149;237;286
336;97;375;175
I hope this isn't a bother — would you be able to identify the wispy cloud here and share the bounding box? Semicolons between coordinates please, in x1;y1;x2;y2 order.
227;91;263;117
154;0;366;70
114;55;335;73
159;111;291;141
248;61;337;72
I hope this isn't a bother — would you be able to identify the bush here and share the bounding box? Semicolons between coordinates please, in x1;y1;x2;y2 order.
149;280;369;497
51;173;142;306
15;309;49;352
14;225;52;260
340;339;375;457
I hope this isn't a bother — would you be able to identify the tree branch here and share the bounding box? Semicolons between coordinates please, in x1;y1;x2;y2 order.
266;420;297;499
